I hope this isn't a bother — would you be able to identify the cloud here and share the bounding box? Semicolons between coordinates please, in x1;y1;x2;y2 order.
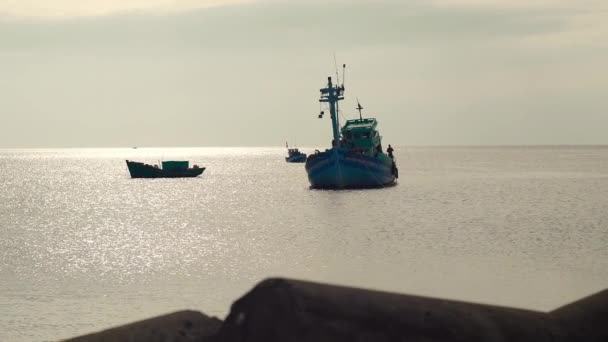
431;0;604;10
0;1;578;50
0;0;251;18
0;0;607;146
429;0;608;50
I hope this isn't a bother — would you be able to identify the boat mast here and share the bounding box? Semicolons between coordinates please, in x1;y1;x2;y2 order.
319;76;344;146
356;98;364;120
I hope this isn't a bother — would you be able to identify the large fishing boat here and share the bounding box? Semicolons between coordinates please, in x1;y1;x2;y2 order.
305;68;398;189
126;160;205;178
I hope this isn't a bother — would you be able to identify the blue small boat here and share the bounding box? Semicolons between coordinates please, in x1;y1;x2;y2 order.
305;68;398;189
285;143;307;163
126;160;205;178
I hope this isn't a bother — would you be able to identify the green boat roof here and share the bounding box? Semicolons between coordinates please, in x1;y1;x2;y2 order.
341;118;377;133
162;161;189;170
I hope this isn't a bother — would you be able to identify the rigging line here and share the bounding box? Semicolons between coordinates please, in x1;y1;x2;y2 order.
345;107;355;121
333;53;340;85
337;109;348;128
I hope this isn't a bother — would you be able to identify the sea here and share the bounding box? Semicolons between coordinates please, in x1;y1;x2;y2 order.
1;146;607;341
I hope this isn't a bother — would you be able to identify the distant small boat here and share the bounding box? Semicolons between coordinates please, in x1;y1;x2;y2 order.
126;160;205;178
285;142;306;163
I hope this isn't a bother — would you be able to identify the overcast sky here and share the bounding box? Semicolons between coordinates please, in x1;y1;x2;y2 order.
1;0;607;147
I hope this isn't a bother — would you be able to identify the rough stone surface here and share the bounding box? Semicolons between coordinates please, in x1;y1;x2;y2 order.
63;279;608;341
64;310;222;342
217;278;607;342
550;289;608;342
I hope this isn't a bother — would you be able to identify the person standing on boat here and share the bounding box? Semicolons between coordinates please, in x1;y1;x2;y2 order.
387;144;394;159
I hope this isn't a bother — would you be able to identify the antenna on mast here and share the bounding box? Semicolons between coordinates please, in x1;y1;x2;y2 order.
333;53;340;85
342;64;346;88
356;98;364;120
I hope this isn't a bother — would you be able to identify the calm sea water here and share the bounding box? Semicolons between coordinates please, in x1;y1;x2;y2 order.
1;146;607;341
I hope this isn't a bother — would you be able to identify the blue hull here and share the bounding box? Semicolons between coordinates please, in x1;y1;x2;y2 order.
285;154;307;163
305;149;397;189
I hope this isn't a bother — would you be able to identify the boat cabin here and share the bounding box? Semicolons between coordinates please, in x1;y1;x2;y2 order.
287;148;303;156
162;161;189;170
340;118;383;156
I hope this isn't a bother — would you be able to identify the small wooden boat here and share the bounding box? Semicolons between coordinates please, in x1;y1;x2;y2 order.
285;145;307;163
126;160;205;178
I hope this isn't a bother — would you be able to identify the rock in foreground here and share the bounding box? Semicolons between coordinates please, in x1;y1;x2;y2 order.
64;310;221;342
67;278;608;342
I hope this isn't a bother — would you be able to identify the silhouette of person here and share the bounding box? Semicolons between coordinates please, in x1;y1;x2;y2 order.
387;144;394;159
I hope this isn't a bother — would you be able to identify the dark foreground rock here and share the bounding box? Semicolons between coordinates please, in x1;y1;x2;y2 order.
67;278;608;342
220;279;555;341
64;310;222;342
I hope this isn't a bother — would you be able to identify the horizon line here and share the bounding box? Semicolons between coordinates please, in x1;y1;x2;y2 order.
1;144;607;150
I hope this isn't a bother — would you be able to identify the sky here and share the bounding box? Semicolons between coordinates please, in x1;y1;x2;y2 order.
0;0;607;147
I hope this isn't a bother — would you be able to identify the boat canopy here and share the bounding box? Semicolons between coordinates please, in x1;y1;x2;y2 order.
341;118;382;151
342;118;377;133
162;161;189;170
